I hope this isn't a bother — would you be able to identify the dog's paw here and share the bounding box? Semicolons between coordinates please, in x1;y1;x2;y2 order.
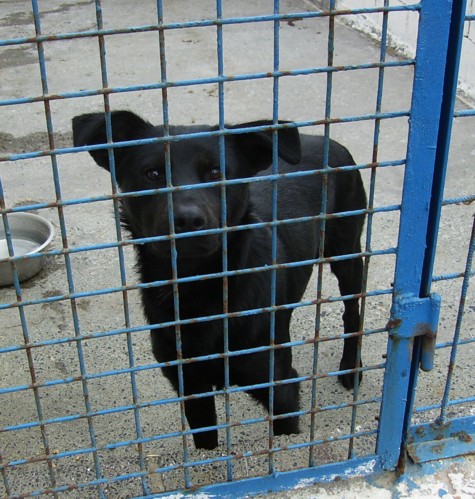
338;359;363;390
193;430;219;450
274;416;300;436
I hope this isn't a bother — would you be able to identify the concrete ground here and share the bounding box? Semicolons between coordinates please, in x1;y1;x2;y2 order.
0;0;474;497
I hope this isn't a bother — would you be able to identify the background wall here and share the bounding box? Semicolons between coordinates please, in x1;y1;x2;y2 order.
309;0;475;102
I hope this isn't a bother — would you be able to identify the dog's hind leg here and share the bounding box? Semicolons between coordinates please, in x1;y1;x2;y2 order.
325;218;365;389
330;250;363;388
331;256;364;389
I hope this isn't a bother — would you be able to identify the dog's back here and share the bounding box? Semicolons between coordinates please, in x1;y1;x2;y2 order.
249;133;366;292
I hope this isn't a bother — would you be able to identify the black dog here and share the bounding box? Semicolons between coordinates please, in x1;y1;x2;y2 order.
73;111;366;449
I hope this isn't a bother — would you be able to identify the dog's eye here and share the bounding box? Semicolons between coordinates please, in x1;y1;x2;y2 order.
145;169;164;183
207;168;222;182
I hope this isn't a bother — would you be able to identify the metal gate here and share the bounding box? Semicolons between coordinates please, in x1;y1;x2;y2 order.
399;0;475;467
0;1;474;497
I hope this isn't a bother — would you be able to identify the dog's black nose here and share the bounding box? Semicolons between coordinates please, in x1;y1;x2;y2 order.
173;204;206;233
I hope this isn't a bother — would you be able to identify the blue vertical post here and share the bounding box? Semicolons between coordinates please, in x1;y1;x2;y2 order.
309;0;334;467
376;0;454;470
438;216;475;423
156;0;193;488
349;0;390;461
398;0;468;462
93;0;150;494
31;0;105;495
0;179;58;495
267;0;281;474
421;0;469;421
420;0;468;297
215;0;234;481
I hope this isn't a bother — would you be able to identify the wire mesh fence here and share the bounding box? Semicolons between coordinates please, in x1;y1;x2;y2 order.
0;1;473;497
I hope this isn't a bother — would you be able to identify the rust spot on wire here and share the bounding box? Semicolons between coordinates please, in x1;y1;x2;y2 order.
386;318;402;330
28;375;83;390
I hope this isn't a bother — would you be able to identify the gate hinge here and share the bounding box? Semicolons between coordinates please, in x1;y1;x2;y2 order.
387;293;442;372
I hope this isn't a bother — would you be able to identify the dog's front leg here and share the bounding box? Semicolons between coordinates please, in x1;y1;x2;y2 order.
183;376;218;450
161;363;218;449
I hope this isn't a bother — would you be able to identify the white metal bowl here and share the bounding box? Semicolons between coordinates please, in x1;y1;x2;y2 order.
0;212;54;286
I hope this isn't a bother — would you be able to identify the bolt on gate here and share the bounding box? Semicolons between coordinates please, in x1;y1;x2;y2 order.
0;0;474;497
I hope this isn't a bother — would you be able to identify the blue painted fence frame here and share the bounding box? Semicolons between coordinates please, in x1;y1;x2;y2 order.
0;0;472;497
399;0;475;467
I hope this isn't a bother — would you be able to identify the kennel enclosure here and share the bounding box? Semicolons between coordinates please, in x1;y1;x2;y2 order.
1;0;474;497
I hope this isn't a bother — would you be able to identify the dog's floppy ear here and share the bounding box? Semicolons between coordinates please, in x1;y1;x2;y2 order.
72;111;156;171
230;121;301;171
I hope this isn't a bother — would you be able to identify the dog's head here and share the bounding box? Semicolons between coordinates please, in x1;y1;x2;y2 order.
72;110;301;259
